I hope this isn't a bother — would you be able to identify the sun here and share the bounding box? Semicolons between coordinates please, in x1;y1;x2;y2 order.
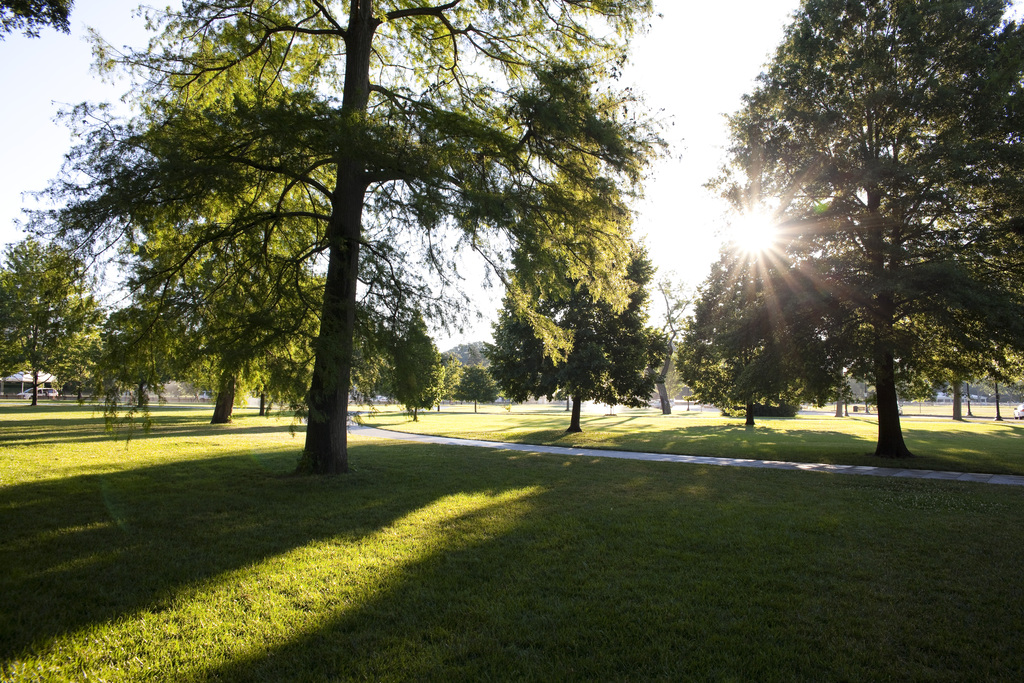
727;210;779;254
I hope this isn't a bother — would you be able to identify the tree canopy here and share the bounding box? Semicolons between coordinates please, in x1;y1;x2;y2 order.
719;0;1024;456
652;276;691;414
385;312;444;421
444;342;488;368
34;0;660;473
677;248;804;427
0;0;71;38
454;364;498;413
487;245;664;432
0;238;101;406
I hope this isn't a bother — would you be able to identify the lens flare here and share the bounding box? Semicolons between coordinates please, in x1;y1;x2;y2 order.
728;210;778;254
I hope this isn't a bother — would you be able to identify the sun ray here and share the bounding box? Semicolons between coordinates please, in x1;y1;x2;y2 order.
727;209;779;255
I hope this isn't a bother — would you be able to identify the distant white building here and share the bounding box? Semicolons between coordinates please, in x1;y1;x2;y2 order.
1;372;57;396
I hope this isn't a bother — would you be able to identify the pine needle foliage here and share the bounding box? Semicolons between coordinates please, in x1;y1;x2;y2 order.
32;0;661;473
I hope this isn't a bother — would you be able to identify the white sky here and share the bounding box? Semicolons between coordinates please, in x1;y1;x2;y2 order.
0;0;803;345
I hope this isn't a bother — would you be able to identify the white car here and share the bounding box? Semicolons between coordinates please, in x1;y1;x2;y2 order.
17;387;59;399
1014;404;1024;420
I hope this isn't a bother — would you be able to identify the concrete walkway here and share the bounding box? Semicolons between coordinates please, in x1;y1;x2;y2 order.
351;424;1024;487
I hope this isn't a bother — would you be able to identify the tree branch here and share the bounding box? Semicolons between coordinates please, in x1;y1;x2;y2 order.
384;0;461;22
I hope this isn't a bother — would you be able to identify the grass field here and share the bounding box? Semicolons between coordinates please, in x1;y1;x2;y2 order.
3;403;1024;681
360;402;1024;476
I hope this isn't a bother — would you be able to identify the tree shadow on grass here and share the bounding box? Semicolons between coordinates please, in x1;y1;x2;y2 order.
1;441;768;680
896;423;1024;474
0;415;305;449
521;418;1024;475
523;421;874;463
157;453;1024;682
5;431;1024;680
368;409;1024;475
0;439;514;665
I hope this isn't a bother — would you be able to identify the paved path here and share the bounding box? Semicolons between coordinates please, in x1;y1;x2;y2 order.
351;424;1024;487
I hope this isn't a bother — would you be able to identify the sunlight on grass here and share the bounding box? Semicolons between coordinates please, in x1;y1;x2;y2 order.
5;404;1024;680
363;406;1024;475
4;486;541;681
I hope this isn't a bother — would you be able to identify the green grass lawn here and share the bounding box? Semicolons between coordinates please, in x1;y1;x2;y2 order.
3;403;1024;681
360;403;1024;476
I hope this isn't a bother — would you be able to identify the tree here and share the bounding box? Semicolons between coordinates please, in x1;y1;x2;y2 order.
653;276;691;414
676;248;804;426
437;353;463;411
385;313;444;421
721;0;1024;456
487;246;664;432
37;0;660;474
914;319;992;421
984;348;1024;421
455;365;498;413
0;238;100;406
444;343;488;368
99;303;177;420
1;0;71;39
101;235;322;425
51;304;103;401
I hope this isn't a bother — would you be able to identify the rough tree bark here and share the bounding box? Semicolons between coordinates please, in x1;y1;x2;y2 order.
866;194;911;458
302;2;376;475
873;352;912;457
656;345;672;415
567;396;583;433
952;383;963;421
655;282;685;415
211;374;236;424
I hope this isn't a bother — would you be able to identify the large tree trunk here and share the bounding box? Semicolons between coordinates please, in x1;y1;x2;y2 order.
952;383;963;421
566;395;583;433
303;208;360;473
301;3;378;475
259;391;267;417
655;345;673;415
656;381;671;415
865;193;911;458
211;375;236;424
994;381;1003;421
873;352;912;457
744;400;755;427
30;369;39;406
